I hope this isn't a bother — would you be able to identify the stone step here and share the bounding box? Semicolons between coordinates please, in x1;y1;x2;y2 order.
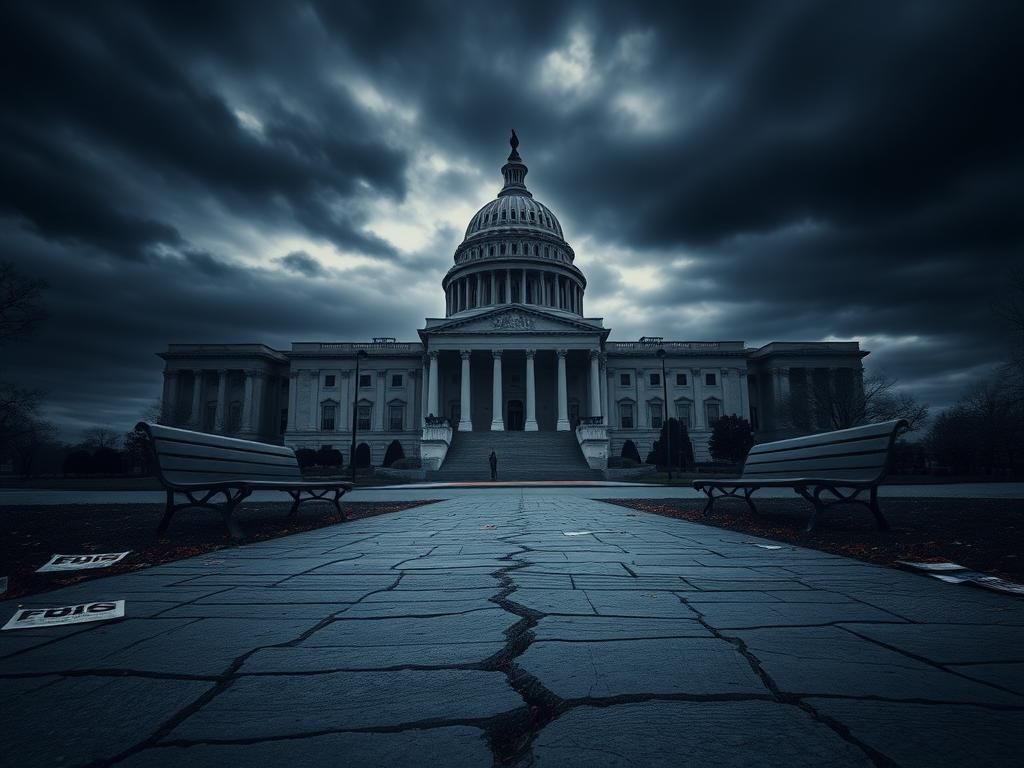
428;430;602;481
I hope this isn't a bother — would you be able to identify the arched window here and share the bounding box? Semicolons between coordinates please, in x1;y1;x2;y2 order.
500;243;506;255
544;246;550;258
533;244;539;256
512;243;518;255
511;209;516;220
489;246;495;257
529;211;535;221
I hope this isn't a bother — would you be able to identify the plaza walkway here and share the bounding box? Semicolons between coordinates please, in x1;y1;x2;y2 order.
2;492;1024;766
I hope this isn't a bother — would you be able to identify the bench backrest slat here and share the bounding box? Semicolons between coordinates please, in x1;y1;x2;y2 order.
138;422;302;488
741;419;907;483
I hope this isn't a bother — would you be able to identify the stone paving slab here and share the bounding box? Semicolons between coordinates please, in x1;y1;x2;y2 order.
2;492;1024;766
119;727;493;767
168;669;525;739
531;700;872;767
517;637;769;699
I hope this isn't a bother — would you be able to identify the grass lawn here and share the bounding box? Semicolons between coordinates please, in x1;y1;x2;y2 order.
0;499;439;600
605;497;1024;582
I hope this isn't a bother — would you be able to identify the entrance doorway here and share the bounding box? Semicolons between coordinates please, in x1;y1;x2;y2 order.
507;400;524;431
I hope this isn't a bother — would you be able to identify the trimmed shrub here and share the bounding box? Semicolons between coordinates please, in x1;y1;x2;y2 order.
650;418;695;470
294;448;317;468
708;414;754;464
390;457;422;470
620;439;642;464
316;446;343;468
383;440;405;467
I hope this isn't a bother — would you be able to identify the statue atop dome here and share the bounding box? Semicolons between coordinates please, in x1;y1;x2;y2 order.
508;129;521;162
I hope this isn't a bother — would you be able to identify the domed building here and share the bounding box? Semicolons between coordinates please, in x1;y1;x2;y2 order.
157;133;869;478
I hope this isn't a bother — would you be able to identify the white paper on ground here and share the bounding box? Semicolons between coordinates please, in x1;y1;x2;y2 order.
2;600;126;630
563;530;621;536
896;561;969;572
971;576;1024;596
754;544;783;550
37;552;130;573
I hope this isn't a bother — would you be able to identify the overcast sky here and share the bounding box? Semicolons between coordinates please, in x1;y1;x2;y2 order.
3;1;1022;440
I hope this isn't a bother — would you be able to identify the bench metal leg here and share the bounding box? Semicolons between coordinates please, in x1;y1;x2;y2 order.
868;486;889;531
743;488;759;516
701;488;715;514
795;486;825;533
158;490;177;536
285;488;348;521
157;487;251;540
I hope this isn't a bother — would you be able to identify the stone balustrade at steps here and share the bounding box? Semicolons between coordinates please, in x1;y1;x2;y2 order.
426;430;603;481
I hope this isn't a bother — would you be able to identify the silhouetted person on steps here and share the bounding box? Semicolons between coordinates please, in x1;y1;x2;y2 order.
489;450;498;481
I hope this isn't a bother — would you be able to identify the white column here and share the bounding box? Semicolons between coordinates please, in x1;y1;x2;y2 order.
556;349;570;431
308;369;320;431
520;270;527;304
339;371;351;431
242;370;255;431
420;358;429;426
739;370;750;421
427;351;439;418
459;350;473;431
190;370;204;427
605;366;615;426
490;272;496;305
476;273;482;308
251;371;266;435
286;371;298;431
375;370;386;431
589;350;602;419
214;369;228;432
525;349;538;431
163;370;179;424
693;368;705;429
505;269;511;303
490;350;504;430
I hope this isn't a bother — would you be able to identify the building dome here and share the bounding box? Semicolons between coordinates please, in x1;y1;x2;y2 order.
442;131;587;318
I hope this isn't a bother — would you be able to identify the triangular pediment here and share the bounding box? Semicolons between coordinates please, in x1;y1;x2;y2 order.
424;306;604;336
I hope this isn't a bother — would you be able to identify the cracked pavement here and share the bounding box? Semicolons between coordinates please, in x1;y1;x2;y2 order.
2;492;1024;766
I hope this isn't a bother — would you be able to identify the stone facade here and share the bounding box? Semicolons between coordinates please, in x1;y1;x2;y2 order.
157;136;868;467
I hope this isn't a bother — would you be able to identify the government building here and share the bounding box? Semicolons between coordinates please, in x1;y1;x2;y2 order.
157;134;867;477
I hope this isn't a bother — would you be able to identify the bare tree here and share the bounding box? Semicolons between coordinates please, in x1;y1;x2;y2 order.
81;427;122;452
801;373;928;432
0;262;47;345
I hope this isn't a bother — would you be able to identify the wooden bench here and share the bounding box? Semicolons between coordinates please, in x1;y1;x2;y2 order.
138;422;354;540
692;419;909;532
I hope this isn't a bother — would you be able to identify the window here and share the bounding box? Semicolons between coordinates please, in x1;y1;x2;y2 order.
545;246;550;257
619;373;631;386
676;401;693;429
676;373;688;386
512;242;518;254
489;246;495;257
321;404;336;431
391;373;403;388
500;243;506;255
706;400;722;424
650;402;663;429
533;244;539;256
204;402;217;431
649;373;661;386
619;402;634;429
511;209;517;219
529;211;535;221
389;405;404;431
324;375;336;387
357;405;371;430
705;372;717;386
359;374;372;388
228;401;242;432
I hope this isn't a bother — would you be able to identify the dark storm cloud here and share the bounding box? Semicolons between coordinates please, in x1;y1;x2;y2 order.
276;250;326;278
1;0;1021;438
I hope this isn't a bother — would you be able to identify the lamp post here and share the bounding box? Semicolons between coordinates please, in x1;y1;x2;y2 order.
656;348;671;481
350;349;368;483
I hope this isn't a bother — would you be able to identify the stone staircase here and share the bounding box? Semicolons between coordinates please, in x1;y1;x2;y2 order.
427;430;604;482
